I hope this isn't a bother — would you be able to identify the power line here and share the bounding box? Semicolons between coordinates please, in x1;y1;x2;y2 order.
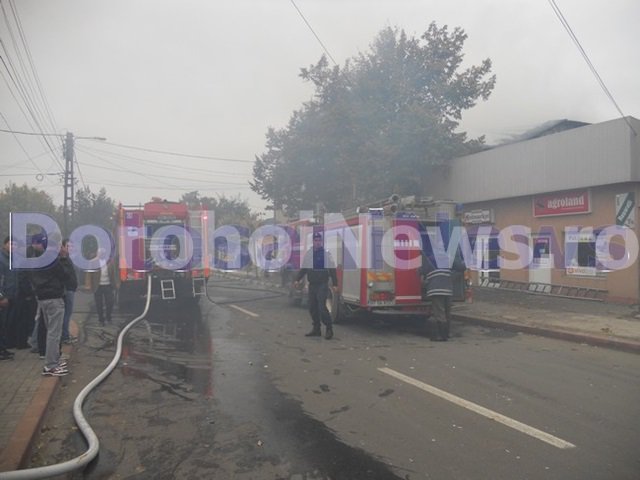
77;144;251;178
289;0;337;65
76;148;249;187
91;139;253;163
0;54;63;166
83;180;252;192
8;0;58;132
0;0;62;168
0;45;62;165
0;126;61;136
0;109;45;172
547;0;637;136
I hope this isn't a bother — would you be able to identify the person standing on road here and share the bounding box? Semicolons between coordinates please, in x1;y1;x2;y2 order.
29;233;70;376
293;232;338;340
420;250;465;342
88;248;116;325
59;238;78;343
0;289;10;359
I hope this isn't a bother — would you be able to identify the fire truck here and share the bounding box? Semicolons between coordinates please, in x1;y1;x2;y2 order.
290;195;469;329
115;198;211;309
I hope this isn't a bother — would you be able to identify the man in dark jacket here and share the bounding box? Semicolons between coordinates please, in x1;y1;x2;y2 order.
294;232;338;340
0;236;17;359
59;238;78;343
29;233;70;376
421;251;465;342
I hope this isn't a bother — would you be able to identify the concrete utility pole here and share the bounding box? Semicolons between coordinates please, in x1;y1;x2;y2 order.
61;132;107;234
62;131;75;234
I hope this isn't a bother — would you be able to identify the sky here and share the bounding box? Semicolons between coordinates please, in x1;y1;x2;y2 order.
1;0;639;217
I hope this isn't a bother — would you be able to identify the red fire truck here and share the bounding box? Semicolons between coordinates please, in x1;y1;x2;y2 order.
115;198;211;309
290;195;468;329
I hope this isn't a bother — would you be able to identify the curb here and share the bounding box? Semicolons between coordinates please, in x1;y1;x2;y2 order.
453;313;640;355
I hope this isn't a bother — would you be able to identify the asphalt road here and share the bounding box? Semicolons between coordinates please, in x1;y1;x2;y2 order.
27;278;640;479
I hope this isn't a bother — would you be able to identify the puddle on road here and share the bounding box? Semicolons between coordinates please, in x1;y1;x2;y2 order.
120;301;213;398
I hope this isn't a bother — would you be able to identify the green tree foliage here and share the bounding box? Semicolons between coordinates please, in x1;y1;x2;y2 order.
179;191;262;228
251;23;496;215
0;183;58;239
71;187;116;232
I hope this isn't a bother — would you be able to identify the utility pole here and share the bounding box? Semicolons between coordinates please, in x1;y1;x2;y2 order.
62;131;75;234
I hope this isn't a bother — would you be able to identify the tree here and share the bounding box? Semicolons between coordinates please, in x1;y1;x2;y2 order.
0;183;58;239
251;23;495;215
179;191;262;229
71;187;116;233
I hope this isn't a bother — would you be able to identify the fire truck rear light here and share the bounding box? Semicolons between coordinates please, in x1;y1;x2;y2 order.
367;271;393;282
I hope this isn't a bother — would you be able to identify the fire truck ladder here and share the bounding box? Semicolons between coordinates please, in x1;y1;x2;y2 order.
160;279;176;300
188;209;208;298
478;278;608;301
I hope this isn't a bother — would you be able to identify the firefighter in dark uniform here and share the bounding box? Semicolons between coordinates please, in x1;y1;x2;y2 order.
421;251;465;341
294;232;338;340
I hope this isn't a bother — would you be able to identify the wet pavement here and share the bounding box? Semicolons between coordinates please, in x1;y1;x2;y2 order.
4;285;405;479
2;277;640;478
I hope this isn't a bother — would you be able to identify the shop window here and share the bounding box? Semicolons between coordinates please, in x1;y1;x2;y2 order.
565;228;609;276
468;228;500;279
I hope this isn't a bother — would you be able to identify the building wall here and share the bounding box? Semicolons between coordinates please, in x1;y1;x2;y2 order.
439;117;640;204
462;183;640;303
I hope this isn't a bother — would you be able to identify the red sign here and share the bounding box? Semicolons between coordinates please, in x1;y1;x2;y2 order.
533;190;590;217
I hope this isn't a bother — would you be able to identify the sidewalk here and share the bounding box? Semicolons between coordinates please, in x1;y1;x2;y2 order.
0;308;81;473
452;287;640;354
2;281;640;473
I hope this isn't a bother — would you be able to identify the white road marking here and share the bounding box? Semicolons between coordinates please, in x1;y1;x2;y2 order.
378;367;576;449
228;304;259;317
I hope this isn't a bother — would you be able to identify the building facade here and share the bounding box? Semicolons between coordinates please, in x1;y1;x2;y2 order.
433;117;640;303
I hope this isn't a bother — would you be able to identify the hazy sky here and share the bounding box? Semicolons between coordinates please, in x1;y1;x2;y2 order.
1;0;638;215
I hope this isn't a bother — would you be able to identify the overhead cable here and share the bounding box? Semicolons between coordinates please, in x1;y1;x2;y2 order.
91;139;253;163
547;0;637;136
289;0;337;65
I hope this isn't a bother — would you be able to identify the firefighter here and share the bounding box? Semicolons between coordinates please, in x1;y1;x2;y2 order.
293;232;338;340
420;250;465;341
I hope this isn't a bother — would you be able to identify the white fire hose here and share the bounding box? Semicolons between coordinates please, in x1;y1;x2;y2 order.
0;275;152;479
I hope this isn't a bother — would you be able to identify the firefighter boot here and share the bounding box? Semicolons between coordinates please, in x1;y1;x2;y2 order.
305;326;322;337
429;322;440;342
438;322;449;341
325;326;334;340
430;322;446;342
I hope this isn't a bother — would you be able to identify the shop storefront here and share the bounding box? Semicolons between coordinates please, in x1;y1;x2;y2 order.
431;116;640;303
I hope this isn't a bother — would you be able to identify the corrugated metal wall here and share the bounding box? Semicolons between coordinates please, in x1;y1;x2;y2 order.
445;117;640;203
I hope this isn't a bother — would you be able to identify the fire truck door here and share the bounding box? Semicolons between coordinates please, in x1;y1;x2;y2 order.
393;218;423;304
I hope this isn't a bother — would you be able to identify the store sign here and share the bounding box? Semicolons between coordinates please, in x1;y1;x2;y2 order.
533;190;590;217
463;209;494;224
566;266;597;276
615;192;635;228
